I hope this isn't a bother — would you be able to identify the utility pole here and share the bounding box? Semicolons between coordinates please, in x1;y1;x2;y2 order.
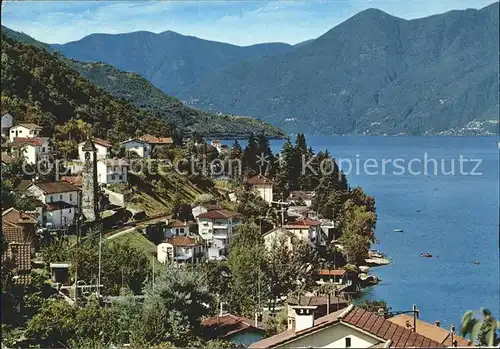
152;257;155;293
412;304;418;332
74;215;80;304
97;231;102;298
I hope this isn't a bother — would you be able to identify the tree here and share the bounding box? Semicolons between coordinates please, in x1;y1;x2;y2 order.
461;308;500;347
236;188;269;224
358;299;389;314
339;231;370;265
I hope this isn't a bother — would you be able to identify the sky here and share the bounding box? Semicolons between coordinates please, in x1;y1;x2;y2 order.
1;0;496;46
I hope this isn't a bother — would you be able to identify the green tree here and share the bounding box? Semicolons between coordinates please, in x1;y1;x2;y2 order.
461;308;500;347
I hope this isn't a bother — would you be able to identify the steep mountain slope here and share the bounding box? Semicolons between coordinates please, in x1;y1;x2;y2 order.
0;33;172;142
181;3;498;135
2;26;284;138
52;30;293;96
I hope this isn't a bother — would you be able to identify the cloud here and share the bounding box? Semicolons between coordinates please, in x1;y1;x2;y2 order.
1;0;495;45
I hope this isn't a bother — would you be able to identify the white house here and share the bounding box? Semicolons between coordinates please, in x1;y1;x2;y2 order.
164;236;205;263
11;137;50;165
97;158;129;185
78;138;112;161
157;242;174;264
263;227;295;250
249;305;447;348
283;219;326;246
197;209;241;255
1;113;13;137
247;174;274;204
165;219;196;238
121;139;151;158
9;123;42;142
288;191;315;207
191;203;221;219
27;181;80;229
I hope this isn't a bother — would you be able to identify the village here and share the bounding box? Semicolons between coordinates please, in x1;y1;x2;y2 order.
1;113;473;348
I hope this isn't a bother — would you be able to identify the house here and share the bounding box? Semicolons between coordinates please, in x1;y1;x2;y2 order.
164;236;205;263
97;158;129;184
288;191;315;207
1;113;13;137
2;208;38;240
61;175;83;188
78;138;112;161
1;152;15;166
317;269;351;286
2;238;32;285
121;138;151;158
247;174;273;204
250;305;447;348
210;139;223;153
138;134;173;154
388;314;471;347
202;313;266;347
165;219;196;238
9;123;42;142
283;219;326;246
192;203;221;219
287;295;349;323
27;181;80;228
157;242;174;264
263;227;295;250
197;209;242;255
10;137;50;165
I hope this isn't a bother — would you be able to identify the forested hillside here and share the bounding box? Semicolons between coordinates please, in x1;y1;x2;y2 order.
1;26;284;139
1;33;173;143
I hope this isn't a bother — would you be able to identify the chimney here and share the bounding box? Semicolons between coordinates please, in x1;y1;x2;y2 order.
291;306;317;332
434;320;440;327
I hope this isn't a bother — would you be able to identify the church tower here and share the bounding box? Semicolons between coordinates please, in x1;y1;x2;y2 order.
81;138;100;222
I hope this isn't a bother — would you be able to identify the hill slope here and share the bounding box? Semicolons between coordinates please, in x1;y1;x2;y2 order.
52;30;293;96
181;4;498;135
2;26;284;138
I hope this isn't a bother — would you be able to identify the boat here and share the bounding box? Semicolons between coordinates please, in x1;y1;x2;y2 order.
473;260;480;265
393;229;404;232
421;253;433;258
416;210;421;213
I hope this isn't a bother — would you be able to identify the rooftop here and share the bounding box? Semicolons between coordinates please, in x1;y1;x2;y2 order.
165;236;201;247
202;313;265;339
318;269;346;277
11;137;48;147
31;181;80;194
2;207;38;226
167;219;196;228
197;209;242;220
15;123;42;130
79;138;112;148
287;295;349;307
284;218;321;228
139;134;173;144
61;175;83;187
45;201;77;212
249;305;446;348
1;152;15;164
247;174;273;185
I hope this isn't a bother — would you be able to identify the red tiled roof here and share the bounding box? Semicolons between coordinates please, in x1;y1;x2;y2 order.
11;137;48;147
2;225;34;244
388;314;471;347
2;207;38;225
61;175;83;187
247;174;273;185
167;219;195;228
45;201;76;212
202;314;264;339
319;269;346;277
93;138;112;148
197;209;241;220
139;134;173;144
249;306;445;348
8;242;32;272
166;236;201;247
284;218;321;228
32;181;79;194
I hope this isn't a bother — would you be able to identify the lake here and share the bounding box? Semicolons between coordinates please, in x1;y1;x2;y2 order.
261;136;499;327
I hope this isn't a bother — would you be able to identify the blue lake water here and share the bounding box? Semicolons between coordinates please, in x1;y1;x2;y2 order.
257;136;499;327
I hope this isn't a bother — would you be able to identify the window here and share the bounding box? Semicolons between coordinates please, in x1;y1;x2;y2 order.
50;195;53;202
119;174;123;180
60;194;63;200
345;337;351;348
41;147;45;152
19;130;22;133
111;174;115;180
70;193;73;201
69;208;71;213
176;228;180;236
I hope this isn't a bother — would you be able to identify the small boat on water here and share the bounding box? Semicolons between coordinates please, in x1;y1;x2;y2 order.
421;253;433;258
416;210;421;213
473;260;480;265
393;229;404;232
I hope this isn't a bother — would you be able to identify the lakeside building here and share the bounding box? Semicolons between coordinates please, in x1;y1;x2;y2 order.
283;219;326;246
250;305;469;348
192;203;221;219
202;313;266;347
165;219;196;238
158;236;205;264
121;138;151;158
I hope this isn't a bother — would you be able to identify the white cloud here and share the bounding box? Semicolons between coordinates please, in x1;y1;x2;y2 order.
1;0;495;45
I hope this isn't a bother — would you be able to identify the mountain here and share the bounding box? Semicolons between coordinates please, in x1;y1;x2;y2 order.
2;26;284;138
52;30;293;96
179;4;499;135
0;32;173;143
180;4;498;135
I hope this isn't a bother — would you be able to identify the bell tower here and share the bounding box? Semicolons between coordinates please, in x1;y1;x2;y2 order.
81;138;100;222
